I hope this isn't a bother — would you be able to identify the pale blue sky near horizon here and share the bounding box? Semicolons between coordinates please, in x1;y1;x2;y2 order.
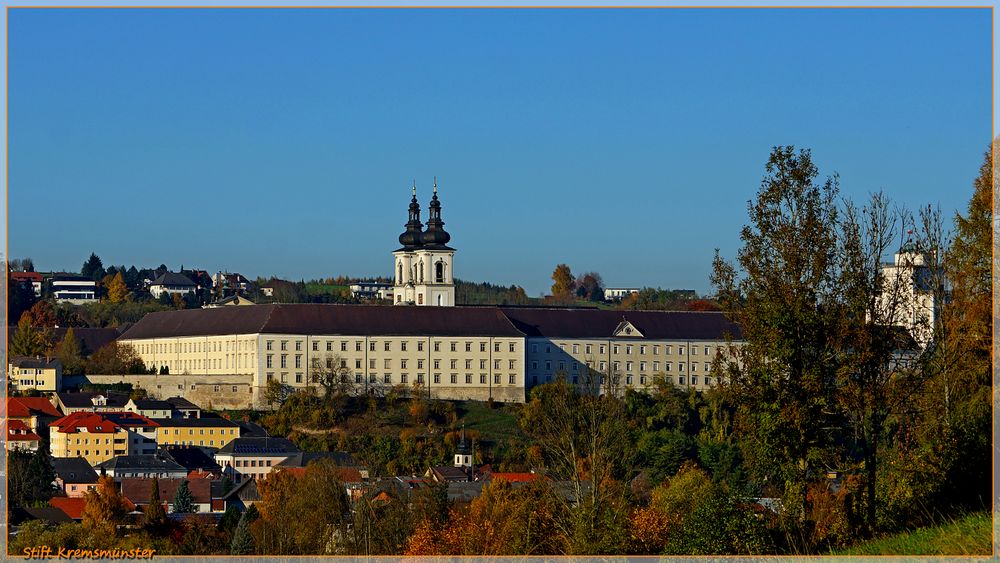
5;7;993;297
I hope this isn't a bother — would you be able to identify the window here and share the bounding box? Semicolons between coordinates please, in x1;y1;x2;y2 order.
509;360;516;369
232;385;238;393
434;373;440;383
586;344;592;354
355;373;362;383
532;344;538;353
653;361;660;371
599;361;607;371
401;374;408;384
600;344;606;354
480;359;487;369
281;341;287;351
692;347;698;355
450;374;457;384
450;359;457;369
558;361;565;371
293;341;300;351
705;346;711;356
509;374;516;384
434;342;440;352
573;344;579;354
665;345;672;355
385;359;391;369
692;364;697;372
434;359;441;369
509;342;515;352
679;376;686;385
679;363;685;372
545;361;551;371
418;359;425;369
665;362;673;372
371;341;377;352
494;374;501;384
481;342;487;352
494;342;500;353
267;372;274;381
214;385;220;392
417;374;424;383
480;374;487;384
296;373;303;383
613;361;620;371
494;359;501;370
640;362;646;372
531;361;538;370
626;375;633;385
327;341;333;351
341;341;347;352
465;374;472;384
280;355;287;368
418;341;424;352
266;341;273;351
356;359;362;369
653;345;659;355
266;355;273;368
401;341;407;352
312;341;318;351
295;355;302;369
640;375;647;385
451;342;457;352
370;359;376;369
613;345;620;354
384;374;391;384
401;360;408;369
626;345;632;355
356;341;362;352
705;363;711;372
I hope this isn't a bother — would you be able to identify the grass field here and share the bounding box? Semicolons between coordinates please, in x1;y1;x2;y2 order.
832;512;992;556
454;400;525;442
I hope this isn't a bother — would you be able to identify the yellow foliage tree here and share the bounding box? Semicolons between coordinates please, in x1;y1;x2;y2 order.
107;271;128;303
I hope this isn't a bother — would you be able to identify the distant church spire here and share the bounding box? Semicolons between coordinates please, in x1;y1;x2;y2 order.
398;182;424;249
421;178;451;247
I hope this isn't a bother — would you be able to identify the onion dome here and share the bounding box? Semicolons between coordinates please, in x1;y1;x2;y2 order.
420;178;452;246
398;183;424;249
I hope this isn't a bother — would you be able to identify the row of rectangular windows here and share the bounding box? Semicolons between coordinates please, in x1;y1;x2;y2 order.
533;343;722;356
267;339;518;354
266;372;518;385
265;355;516;371
531;374;717;386
531;360;715;373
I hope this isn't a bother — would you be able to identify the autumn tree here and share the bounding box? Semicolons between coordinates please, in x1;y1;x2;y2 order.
575;271;605;301
711;146;842;551
252;460;350;554
82;475;131;538
519;379;631;553
22;300;58;327
87;342;148;375
231;504;259;555
10;315;48;357
107;271;129;303
53;328;85;376
550;264;575;298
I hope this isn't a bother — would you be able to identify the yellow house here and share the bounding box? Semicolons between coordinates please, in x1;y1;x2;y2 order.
153;417;241;449
49;412;135;466
8;356;62;393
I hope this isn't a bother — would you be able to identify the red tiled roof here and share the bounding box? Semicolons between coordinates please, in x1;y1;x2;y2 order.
121;478;211;506
49;497;87;520
11;271;43;283
50;412;123;434
490;472;543;483
7;419;41;442
8;397;62;418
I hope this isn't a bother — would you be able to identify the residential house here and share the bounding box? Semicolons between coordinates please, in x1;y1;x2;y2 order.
149;272;196;299
603;287;641;301
6;420;41;451
103;412;160;455
52;457;100;497
165;396;201;419
213;271;252;297
215;437;300;483
349;282;392;300
49;412;134;465
164;445;223;476
10;271;43;297
52;391;130;415
125;398;174;419
152;416;241;449
121;478;213;513
8;356;62;393
95;453;189;480
204;294;256;308
222;477;261;512
7;396;63;441
48;497;88;521
50;274;98;304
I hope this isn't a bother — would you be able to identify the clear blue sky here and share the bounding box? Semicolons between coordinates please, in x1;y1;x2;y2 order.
7;8;992;296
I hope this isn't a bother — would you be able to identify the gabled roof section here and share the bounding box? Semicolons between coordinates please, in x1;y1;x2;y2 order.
8;397;62;418
150;272;196;287
500;307;743;341
120;304;525;339
9;356;62;369
613;318;644;338
52;457;100;484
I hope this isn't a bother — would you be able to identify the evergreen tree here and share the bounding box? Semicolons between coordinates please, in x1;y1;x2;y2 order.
171;479;196;513
144;477;168;529
10;315;46;357
230;505;258;555
81;252;105;281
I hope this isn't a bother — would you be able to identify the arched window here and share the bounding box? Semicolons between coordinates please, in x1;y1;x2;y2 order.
397;263;403;283
435;261;445;283
418;261;424;283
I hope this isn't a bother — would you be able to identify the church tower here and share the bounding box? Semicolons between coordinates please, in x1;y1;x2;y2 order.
393;179;455;306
